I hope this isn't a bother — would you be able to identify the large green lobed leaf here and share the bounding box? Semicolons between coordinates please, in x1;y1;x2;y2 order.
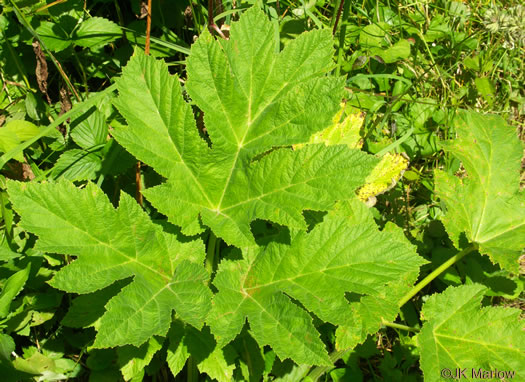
208;200;425;365
166;321;237;382
6;181;212;348
417;284;525;382
3;5;428;372
112;6;377;248
334;220;424;350
436;110;525;272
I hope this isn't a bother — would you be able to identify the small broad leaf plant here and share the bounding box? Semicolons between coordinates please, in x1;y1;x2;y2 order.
7;6;524;381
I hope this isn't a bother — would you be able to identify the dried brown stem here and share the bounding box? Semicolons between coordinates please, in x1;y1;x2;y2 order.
145;0;152;55
208;0;214;32
332;0;345;35
135;0;152;206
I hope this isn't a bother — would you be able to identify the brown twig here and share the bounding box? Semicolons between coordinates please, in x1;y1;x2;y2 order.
208;0;214;32
210;23;228;39
135;161;143;205
52;54;80;102
144;0;152;55
215;0;224;26
207;0;229;39
332;0;345;35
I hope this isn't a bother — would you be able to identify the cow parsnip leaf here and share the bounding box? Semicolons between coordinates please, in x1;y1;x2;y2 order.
435;111;525;272
293;104;364;150
6;180;212;348
61;281;127;329
335;221;424;350
113;6;377;248
357;153;409;205
208;199;425;365
167;321;237;382
417;284;525;382
117;336;163;381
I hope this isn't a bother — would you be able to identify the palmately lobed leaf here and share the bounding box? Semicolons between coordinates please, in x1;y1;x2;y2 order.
293;103;364;150
435;110;525;272
167;322;237;382
334;220;425;350
357;152;409;205
113;6;378;248
208;199;425;366
417;284;525;382
6;180;212;348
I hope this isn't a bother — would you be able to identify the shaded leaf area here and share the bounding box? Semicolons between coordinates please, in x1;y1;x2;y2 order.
50;108;108;181
435;110;525;272
69;107;108;150
0;120;58;162
208;199;425;366
6;181;212;348
0;265;30;318
417;284;525;382
335;220;424;350
167;321;237;382
61;280;128;329
113;7;377;248
117;336;164;381
51;149;102;181
36;16;121;52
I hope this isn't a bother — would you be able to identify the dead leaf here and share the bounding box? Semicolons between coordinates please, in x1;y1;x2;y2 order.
6;161;35;181
32;39;51;104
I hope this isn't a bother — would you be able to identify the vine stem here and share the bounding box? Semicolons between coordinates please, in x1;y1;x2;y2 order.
205;231;217;276
307;349;348;381
186;356;198;382
380;319;419;333
307;243;478;380
334;0;351;76
397;243;477;307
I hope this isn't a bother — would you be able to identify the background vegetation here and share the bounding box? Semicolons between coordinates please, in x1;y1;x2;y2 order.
0;0;523;380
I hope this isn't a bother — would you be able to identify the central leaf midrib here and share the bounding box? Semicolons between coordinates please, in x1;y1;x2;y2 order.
219;137;349;212
436;332;520;353
477;220;525;244
212;39;320;211
220;169;326;211
215;43;260;210
244;259;401;294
